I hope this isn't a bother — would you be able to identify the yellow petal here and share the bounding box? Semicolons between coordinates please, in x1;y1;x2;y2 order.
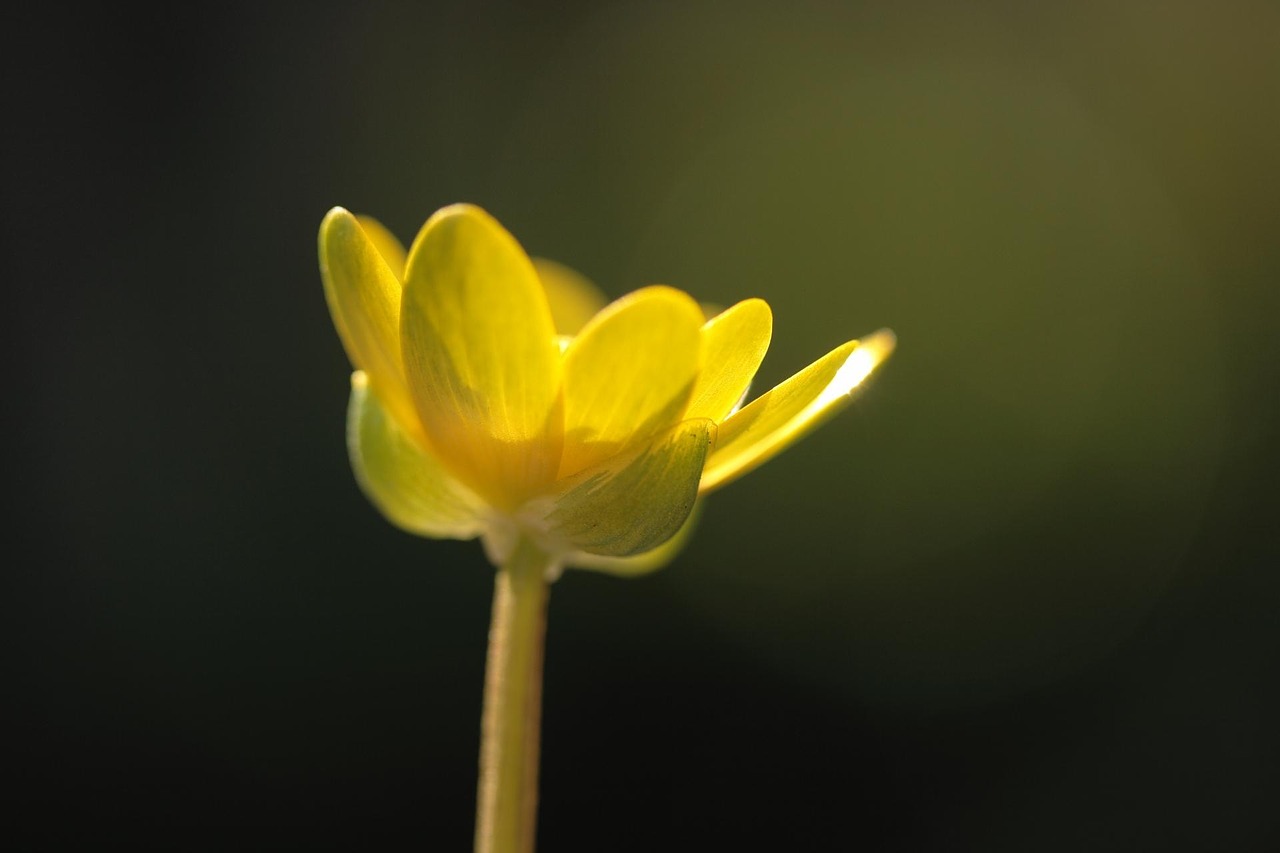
347;372;485;539
684;298;772;422
559;286;703;477
699;329;896;493
531;258;608;335
547;419;715;557
400;204;564;509
355;215;407;281
565;499;703;576
319;208;420;436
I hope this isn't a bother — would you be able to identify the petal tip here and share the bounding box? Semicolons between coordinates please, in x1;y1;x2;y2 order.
628;284;705;312
720;296;773;330
424;202;494;231
319;208;365;260
818;330;895;407
861;327;897;359
320;206;355;232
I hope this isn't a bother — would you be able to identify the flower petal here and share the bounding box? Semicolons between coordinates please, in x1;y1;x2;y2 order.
531;258;608;336
699;329;896;493
565;500;703;576
319;208;420;436
559;286;703;477
400;204;564;509
547;419;715;557
355;215;407;281
347;372;485;539
684;298;772;422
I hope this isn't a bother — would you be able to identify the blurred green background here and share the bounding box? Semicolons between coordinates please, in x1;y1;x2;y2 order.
9;0;1278;848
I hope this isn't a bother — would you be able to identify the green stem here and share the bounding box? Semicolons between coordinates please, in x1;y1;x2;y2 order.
475;537;553;853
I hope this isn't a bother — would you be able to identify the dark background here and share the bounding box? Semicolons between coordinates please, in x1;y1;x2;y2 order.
8;1;1278;848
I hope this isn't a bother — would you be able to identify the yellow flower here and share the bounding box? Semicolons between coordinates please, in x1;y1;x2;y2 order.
319;203;894;576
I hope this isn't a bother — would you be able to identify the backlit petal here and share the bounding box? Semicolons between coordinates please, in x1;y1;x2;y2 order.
548;419;714;557
401;204;564;509
319;208;419;436
532;258;608;335
699;329;896;493
355;215;407;280
565;500;703;576
685;298;772;422
347;372;485;539
559;286;703;477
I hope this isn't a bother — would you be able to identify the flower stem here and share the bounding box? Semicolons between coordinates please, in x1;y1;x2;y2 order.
475;537;552;853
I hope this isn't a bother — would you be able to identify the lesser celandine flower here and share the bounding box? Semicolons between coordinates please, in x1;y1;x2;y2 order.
319;203;894;853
